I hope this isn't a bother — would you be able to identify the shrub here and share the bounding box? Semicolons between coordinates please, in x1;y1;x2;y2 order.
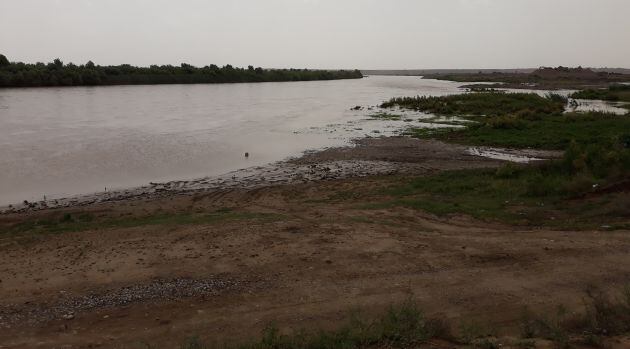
485;115;526;129
495;163;520;179
381;92;565;118
520;306;570;348
563;173;595;197
562;139;630;180
515;108;542;120
581;286;630;336
184;300;447;349
525;170;565;197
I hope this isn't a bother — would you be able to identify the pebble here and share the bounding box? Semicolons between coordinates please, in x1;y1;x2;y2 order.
0;277;240;328
1;159;399;213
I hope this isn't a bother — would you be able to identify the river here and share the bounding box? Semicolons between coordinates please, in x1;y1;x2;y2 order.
0;76;465;204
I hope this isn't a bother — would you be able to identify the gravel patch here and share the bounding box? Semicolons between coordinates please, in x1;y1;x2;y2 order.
0;277;242;328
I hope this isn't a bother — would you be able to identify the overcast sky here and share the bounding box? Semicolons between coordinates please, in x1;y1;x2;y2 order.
1;0;628;69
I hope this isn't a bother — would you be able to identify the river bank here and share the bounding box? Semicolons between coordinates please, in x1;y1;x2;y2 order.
0;137;561;215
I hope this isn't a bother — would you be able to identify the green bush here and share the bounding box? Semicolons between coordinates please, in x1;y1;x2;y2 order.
563;139;630;180
485;115;526;129
381;92;565;118
563;173;596;196
570;85;630;102
525;172;565;197
495;163;520;179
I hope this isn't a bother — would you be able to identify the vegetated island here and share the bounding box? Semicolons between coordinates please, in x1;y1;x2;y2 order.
569;83;630;102
379;90;630;228
415;66;630;90
0;54;363;88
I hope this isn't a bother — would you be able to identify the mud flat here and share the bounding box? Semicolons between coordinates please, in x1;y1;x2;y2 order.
1;137;560;214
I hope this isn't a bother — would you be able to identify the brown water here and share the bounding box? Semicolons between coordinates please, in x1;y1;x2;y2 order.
0;76;465;205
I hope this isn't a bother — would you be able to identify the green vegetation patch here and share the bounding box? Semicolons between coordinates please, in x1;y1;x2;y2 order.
180;285;630;349
521;286;630;348
181;300;449;349
3;208;282;235
409;111;630;149
381;91;566;118
381;91;629;150
374;91;630;228
570;84;630;102
364;139;630;228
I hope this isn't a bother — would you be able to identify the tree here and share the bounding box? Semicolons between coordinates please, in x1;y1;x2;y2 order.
0;57;363;87
0;71;9;86
0;54;9;67
82;69;101;85
181;63;194;73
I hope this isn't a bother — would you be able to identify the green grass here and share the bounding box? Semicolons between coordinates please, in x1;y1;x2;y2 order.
384;91;630;149
372;167;550;224
179;286;630;349
409;112;630;149
2;208;282;236
381;91;566;118
375;91;630;228
181;300;449;349
570;84;630;102
521;286;630;348
362;151;630;229
381;90;630;150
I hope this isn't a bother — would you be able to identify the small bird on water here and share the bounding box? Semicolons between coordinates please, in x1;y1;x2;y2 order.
245;152;249;158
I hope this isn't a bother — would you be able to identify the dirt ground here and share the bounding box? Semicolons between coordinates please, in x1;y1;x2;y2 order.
1;138;628;348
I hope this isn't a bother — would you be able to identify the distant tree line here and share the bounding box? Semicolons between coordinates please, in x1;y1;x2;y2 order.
0;54;363;87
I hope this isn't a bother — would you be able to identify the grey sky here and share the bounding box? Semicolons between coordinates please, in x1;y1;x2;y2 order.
1;0;628;69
